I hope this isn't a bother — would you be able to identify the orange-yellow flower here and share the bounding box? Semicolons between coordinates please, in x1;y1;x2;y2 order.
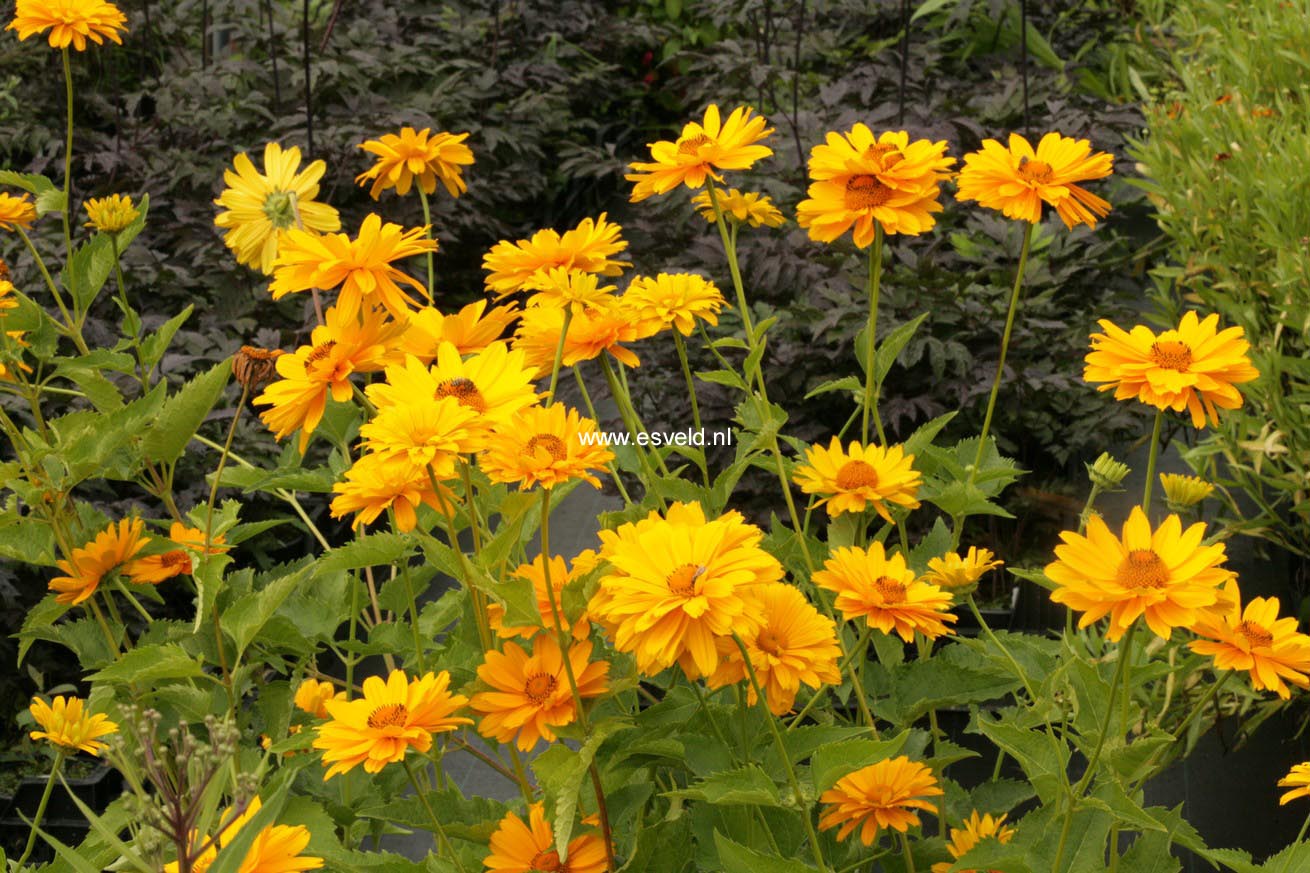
525;267;618;314
400;300;520;361
490;550;600;641
29;695;117;755
513;298;644;376
819;756;943;845
329;450;455;532
622;272;725;337
627;104;774;202
483;214;629;298
162;797;323;873
294;678;345;719
691;187;785;227
83;193;138;234
125;523;227;584
7;0;126;50
358;393;482;473
0;192;38;231
931;811;1017;873
793;438;922;521
922;547;1003;595
49;518;149;605
1084;311;1259;429
813;543;957;641
1279;763;1310;805
956;132;1114;229
356;127;473;199
1189;580;1310;699
480;404;614;491
1046;506;1230;641
484;803;608;873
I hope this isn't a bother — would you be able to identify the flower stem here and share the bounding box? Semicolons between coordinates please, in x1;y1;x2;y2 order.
418;188;436;300
899;830;917;873
572;366;632;504
1141;410;1163;511
16;228;87;354
1281;810;1310;873
861;225;886;446
61;48;75;269
402;758;467;873
547;307;574;406
16;750;64;868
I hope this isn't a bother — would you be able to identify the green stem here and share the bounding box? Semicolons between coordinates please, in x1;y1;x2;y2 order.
61;48;75;269
402;759;467;873
390;512;427;672
16;228;87;354
899;830;917;873
861;225;886;446
1141;410;1163;511
110;237;149;390
572;366;632;505
599;355;662;496
547;307;574;405
16;751;65;868
418;187;436;300
788;626;875;730
1280;811;1310;873
705;177;755;341
205;383;249;550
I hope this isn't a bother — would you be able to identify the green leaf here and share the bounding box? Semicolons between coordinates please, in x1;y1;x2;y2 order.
139;304;193;371
810;731;910;793
911;0;957;23
713;832;816;873
532;718;633;862
54;773;154;871
974;712;1068;803
0;169;57;194
902;412;957;458
665;765;782;807
89;643;203;686
142;359;232;465
192;553;235;634
875;643;1019;725
874;312;930;383
63;233;117;312
804;375;861;400
319;533;415;573
206;784;290;873
222;564;311;658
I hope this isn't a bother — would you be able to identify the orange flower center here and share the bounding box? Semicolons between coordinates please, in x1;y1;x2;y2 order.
1016;156;1054;184
863;143;904;169
529;850;566;872
524;434;567;461
667;563;706;597
1117;550;1168;589
677;133;714;156
306;340;337;363
1149;340;1193;371
835;459;880;490
366;703;409;729
756;627;784;656
160;551;192;573
844;175;894;210
1236;620;1274;647
435;377;488;413
524;673;559;703
873;576;907;603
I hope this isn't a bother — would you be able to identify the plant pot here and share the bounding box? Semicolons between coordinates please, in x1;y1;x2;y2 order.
0;763;122;863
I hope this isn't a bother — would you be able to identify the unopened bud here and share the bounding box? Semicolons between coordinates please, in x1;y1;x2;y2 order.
1161;473;1214;511
1087;452;1130;490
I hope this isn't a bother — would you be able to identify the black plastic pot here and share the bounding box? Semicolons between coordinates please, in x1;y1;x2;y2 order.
0;763;122;863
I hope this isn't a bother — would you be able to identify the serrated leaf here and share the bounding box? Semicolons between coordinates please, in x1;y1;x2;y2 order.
222;564;311;658
63;233;117;312
0;169;57;193
532;718;633;862
665;765;782;806
713;832;815;873
89;643;203;686
139;304;193;371
319;533;414;573
874;312;930;383
810;731;910;793
142;359;232;464
804;375;861;400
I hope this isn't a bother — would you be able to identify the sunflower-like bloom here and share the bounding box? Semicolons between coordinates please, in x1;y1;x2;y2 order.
83;193;138;234
49;518;149;605
1046;506;1230;641
691;187;785;227
1189;580;1310;699
356;127;474;199
513;299;645;376
7;0;126;50
490;550;600;640
401;300;520;362
271;214;437;319
480;404;614;491
29;695;117;755
254;305;404;453
162;798;323;873
125;523;227;584
793;438;922;522
329;450;455;532
931;811;1017;873
922;547;1003;595
589;502;782;678
627;104;774;202
313;670;470;778
1160;473;1214;510
358;394;482;473
294;678;345;719
708;583;842;715
814;543;957;641
525;267;617;314
796;126;955;246
956;132;1114;229
0;192;37;231
485;803;608;873
483;214;629;298
471;635;609;751
1280;763;1310;805
819;756;943;846
214;143;341;274
622;272;725;337
1084;311;1259;429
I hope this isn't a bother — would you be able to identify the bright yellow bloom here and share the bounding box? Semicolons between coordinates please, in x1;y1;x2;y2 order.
28;695;116;755
691;187;785;227
7;0;126;50
955;132;1114;229
0;193;38;231
1084;311;1259;429
1046;506;1230;641
294;678;345;719
214;143;340;274
125;523;227;584
793;438;922;522
931;811;1017;873
483;214;629;298
627;104;774;201
49;518;149;605
923;547;1003;594
480;404;614;491
329;450;455;532
490;550;600;640
525;267;617;314
83;193;138;234
162;797;323;873
513;298;644;377
814;543;957;641
485;803;608;873
400;300;520;362
1160;473;1214;510
271;213;437;319
358;394;481;473
356;127;474;199
622;273;725;337
313;670;470;778
708;583;842;715
819;756;943;846
1189;580;1310;699
471;635;609;751
796;126;955;246
1279;763;1310;805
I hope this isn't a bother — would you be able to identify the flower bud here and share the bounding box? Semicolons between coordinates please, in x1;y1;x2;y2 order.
1161;472;1214;511
1087;452;1130;490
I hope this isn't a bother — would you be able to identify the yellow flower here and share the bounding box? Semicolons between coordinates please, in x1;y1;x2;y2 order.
793;438;922;522
622;272;725;337
483;214;629;298
358;393;482;473
922;547;1003;594
162;797;323;873
490;550;600;640
1160;473;1215;510
28;695;117;755
1189;580;1310;700
471;635;609;751
485;803;608;873
83;193;138;234
271;213;437;319
1;329;34;382
814;543;957;641
708;583;842;715
7;0;126;50
513;298;644;377
356;127;474;199
329;450;455;532
1046;506;1230;641
313;669;470;778
818;756;943;846
214;143;341;274
479;404;614;491
627;104;774;202
125;522;227;584
0;192;38;231
955;132;1114;229
691;187;785;227
1084;311;1259;429
294;678;345;719
0;274;17;316
1279;763;1310;805
931;811;1017;873
525;267;618;314
796;126;955;246
400;300;520;361
49;518;149;605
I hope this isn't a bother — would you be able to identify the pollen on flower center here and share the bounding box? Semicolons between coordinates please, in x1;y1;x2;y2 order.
160;551;190;571
524;434;567;461
261;189;298;230
366;703;409;729
677;133;714;156
1236;620;1274;647
1016;157;1054;184
435;377;488;413
667;563;706;597
873;576;907;603
835;459;880;490
529;850;565;872
523;673;558;703
756;628;784;656
1117;550;1169;589
306;340;338;363
1149;340;1193;371
844;175;894;210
